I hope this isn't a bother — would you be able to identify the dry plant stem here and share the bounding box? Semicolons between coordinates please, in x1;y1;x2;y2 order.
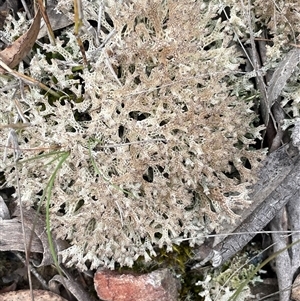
95;138;167;149
270;210;292;301
36;0;56;45
14;159;34;301
89;29;116;59
8;97;34;300
74;0;87;65
104;51;122;86
244;0;269;126
20;0;32;19
74;0;83;33
221;6;253;67
179;230;300;244
97;1;103;40
0;83;19;92
0;143;63;153
0;60;60;97
83;19;98;43
256;35;272;83
75;37;87;65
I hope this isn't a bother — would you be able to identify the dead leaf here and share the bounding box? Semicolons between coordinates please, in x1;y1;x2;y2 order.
12;206;69;267
0;289;68;301
0;219;44;253
0;207;69;267
38;3;73;39
0;8;41;73
50;274;95;301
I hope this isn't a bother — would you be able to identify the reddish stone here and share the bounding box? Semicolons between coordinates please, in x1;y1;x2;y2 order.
94;268;180;301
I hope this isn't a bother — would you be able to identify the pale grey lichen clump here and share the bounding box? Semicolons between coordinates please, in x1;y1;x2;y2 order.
3;0;299;270
196;250;263;301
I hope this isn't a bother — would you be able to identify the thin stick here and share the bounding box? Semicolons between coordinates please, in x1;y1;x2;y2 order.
0;60;60;98
94;138;167;149
20;0;32;19
243;0;269;126
176;230;300;243
220;4;254;68
97;0;103;37
36;0;56;45
74;0;88;65
0;142;62;152
14;152;35;301
104;51;122;86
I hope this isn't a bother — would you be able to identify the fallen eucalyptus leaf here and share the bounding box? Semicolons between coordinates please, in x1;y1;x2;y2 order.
0;219;43;253
13;206;69;267
0;8;41;73
50;274;95;301
0;206;68;268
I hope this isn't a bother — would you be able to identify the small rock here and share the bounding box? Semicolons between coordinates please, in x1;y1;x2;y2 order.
292;274;300;301
94;268;180;301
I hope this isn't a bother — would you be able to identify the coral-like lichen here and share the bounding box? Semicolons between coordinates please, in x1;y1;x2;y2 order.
0;0;269;270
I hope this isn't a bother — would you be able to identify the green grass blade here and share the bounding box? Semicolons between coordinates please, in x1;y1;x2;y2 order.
229;238;300;301
43;151;70;268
